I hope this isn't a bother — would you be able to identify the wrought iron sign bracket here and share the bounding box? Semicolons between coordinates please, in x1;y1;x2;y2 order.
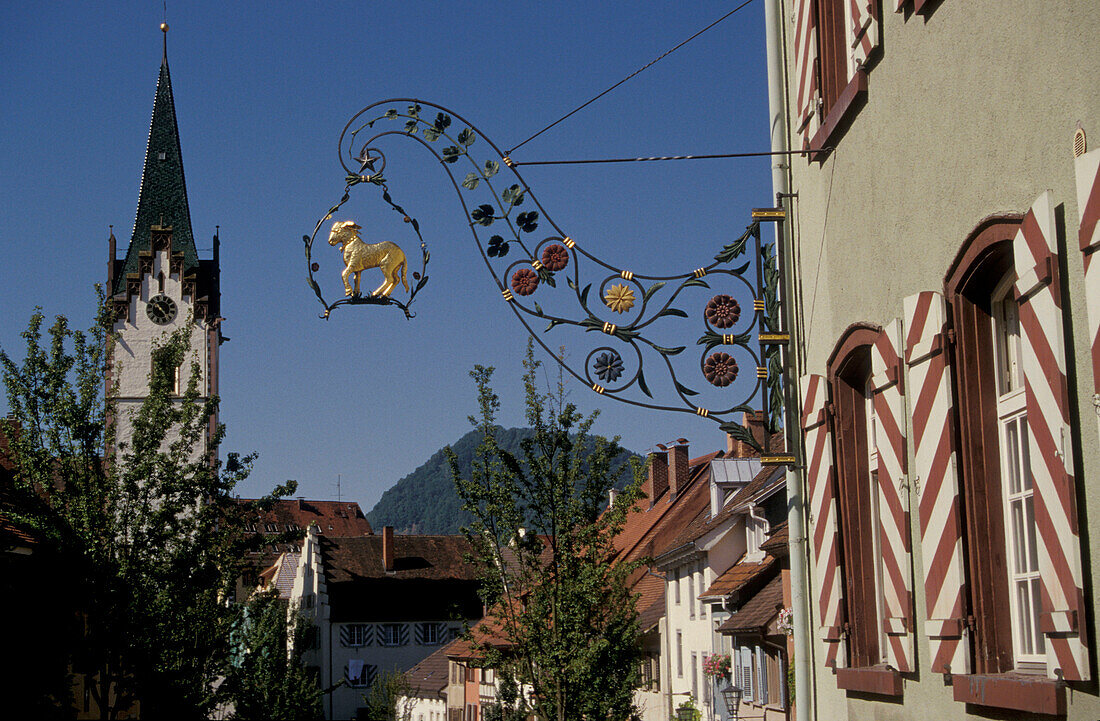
304;99;795;452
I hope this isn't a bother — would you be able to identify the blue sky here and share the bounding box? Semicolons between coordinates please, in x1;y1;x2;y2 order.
0;2;772;511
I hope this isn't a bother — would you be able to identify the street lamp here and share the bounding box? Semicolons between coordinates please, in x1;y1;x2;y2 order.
720;681;743;719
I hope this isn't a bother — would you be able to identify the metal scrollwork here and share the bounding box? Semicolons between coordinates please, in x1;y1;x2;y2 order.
305;99;790;451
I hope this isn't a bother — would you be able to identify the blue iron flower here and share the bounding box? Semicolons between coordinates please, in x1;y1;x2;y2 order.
593;352;624;383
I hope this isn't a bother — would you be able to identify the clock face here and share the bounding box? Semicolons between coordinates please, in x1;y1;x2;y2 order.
146;294;178;325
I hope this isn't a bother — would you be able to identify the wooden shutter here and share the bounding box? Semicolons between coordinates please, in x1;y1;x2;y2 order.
1013;191;1090;681
801;373;847;668
903;291;970;674
793;0;822;146
847;0;880;69
870;320;914;672
1075;147;1100;442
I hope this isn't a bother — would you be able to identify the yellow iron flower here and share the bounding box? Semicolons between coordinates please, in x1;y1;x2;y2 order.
604;284;636;314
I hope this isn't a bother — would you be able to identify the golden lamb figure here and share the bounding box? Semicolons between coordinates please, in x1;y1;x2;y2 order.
327;220;408;297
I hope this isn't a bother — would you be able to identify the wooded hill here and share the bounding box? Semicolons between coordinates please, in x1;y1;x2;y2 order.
365;427;642;535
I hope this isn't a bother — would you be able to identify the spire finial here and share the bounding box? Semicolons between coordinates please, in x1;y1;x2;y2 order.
160;16;169;64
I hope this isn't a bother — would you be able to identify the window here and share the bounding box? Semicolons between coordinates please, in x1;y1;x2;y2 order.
700;568;707;619
343;624;372;647
991;280;1043;667
691;652;698;700
379;623;407;647
827;325;887;668
150;356;182;395
676;631;683;677
674;569;681;605
345;660;376;688
946;220;1026;674
793;0;881;155
265;523;278;533
739;646;753;701
417;622;441;645
746;515;768;557
688;572;695;619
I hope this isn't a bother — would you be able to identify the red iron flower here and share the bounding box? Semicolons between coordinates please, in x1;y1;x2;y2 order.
705;294;741;329
703;352;739;387
511;268;539;296
541;244;569;272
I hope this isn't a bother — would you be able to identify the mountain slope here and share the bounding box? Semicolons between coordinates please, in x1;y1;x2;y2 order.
366;427;641;534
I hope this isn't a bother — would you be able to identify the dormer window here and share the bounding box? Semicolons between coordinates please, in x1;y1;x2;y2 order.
157;151;166;161
746;513;769;559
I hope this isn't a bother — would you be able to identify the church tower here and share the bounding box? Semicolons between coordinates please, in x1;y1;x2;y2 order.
107;23;221;457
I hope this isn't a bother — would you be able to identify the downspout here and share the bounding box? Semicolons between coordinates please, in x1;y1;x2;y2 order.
763;3;811;721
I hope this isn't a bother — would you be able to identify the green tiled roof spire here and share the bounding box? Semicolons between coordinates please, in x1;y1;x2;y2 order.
114;26;197;295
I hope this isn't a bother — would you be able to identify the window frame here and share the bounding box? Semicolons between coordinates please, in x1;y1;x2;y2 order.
944;217;1023;675
826;324;888;670
806;0;877;154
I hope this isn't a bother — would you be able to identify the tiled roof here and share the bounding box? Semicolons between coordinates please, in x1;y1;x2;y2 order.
0;513;36;549
270;552;299;599
635;573;667;633
699;554;775;600
322;534;479;583
759;521;789;557
239;498;373;539
444;614;513;660
404;644;451;697
116;55;196;295
655;467;784;559
614;451;721;566
716;575;784;633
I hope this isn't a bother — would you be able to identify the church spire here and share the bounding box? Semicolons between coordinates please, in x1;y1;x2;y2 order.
114;22;197;295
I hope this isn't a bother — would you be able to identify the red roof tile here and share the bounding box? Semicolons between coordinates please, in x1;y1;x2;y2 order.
405;644;452;697
614;451;721;566
239;498;374;537
322;534;479;583
716;576;784;633
760;521;789;557
699;554;775;600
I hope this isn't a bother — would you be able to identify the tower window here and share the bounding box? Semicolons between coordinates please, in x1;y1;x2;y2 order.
157;151;166;161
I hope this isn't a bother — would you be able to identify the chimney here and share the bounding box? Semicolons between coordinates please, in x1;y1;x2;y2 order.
646;451;669;505
669;443;689;501
727;411;768;457
382;526;395;572
608;487;618;507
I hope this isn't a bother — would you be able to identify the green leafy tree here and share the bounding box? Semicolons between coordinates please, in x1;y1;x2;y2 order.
358;670;416;721
0;298;294;719
449;342;644;721
221;590;322;720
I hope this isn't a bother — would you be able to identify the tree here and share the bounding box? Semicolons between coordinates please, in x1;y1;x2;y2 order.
357;670;416;721
0;298;297;719
220;590;323;720
449;342;644;721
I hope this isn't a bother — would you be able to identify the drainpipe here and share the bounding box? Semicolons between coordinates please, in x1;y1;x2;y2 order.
763;3;812;721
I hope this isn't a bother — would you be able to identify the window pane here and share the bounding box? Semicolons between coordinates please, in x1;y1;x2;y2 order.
1032;578;1045;654
1011;500;1027;574
1020;419;1033;490
1016;580;1033;655
1026;495;1039;573
1006;420;1021;494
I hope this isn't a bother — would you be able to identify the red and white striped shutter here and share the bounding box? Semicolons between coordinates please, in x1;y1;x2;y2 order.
1074;147;1100;441
793;0;821;146
801;373;847;669
1013;191;1090;682
903;290;970;675
847;0;880;69
870;320;913;672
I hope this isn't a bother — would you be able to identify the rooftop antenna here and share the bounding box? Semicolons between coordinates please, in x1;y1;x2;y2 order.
337;473;342;502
